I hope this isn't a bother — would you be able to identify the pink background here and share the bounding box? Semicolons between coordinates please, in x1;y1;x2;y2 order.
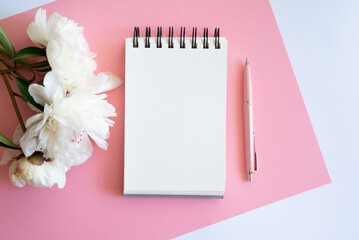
0;0;330;239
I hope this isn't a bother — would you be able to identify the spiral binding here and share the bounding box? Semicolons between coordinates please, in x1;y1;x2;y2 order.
133;27;221;49
133;26;139;48
203;27;209;49
180;27;186;48
145;26;151;48
192;27;197;48
214;28;220;49
157;26;162;48
169;26;174;48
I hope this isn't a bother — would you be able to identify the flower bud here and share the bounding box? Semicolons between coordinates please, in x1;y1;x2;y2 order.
9;153;66;188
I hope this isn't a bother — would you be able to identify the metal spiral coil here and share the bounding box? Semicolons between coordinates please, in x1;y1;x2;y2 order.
133;26;139;48
132;27;221;49
214;28;221;49
157;26;162;48
168;26;174;48
203;27;209;49
192;27;197;49
180;27;186;48
145;26;151;48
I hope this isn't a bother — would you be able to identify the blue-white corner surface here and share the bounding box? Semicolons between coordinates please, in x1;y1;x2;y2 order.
0;0;55;20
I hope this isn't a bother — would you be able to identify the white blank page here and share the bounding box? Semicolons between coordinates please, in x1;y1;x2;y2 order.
124;37;227;197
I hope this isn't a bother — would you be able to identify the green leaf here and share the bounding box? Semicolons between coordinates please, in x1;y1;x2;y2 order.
36;66;52;72
28;68;37;82
31;61;49;68
21;68;37;82
15;77;44;111
0;46;11;58
15;57;29;66
12;47;46;61
13;65;37;83
13;69;36;83
0;133;21;149
0;27;15;58
12;58;36;81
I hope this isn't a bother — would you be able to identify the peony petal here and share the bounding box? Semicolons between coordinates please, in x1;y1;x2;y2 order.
0;149;20;165
87;129;108;150
0;150;12;165
90;72;123;94
28;84;47;106
26;8;48;47
71;134;93;166
20;121;41;157
29;71;65;105
24;113;43;128
12;124;24;144
1;126;24;165
55;171;66;189
105;72;124;87
9;161;26;187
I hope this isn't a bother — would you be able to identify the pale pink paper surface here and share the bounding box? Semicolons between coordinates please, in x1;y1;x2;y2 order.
0;0;330;239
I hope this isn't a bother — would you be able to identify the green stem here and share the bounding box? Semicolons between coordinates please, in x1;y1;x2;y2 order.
0;64;26;133
0;60;48;75
0;55;32;82
0;55;12;68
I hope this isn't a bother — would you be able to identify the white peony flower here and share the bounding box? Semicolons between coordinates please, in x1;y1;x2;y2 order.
9;153;66;188
27;8;97;92
27;8;90;52
3;8;124;189
20;72;88;169
26;9;124;93
20;71;117;169
1;126;66;189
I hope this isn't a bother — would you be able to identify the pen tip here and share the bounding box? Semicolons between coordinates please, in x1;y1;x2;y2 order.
245;58;249;65
248;172;253;182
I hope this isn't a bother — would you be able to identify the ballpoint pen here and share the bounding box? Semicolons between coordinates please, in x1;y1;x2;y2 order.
243;58;258;182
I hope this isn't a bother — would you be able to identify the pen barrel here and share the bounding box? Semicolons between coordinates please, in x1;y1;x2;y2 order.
243;63;254;173
243;102;255;172
243;64;252;101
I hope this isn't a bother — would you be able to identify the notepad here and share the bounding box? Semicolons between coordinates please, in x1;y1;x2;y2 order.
124;29;227;198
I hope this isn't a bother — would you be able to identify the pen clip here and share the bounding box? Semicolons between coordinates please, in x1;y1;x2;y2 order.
253;132;258;171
